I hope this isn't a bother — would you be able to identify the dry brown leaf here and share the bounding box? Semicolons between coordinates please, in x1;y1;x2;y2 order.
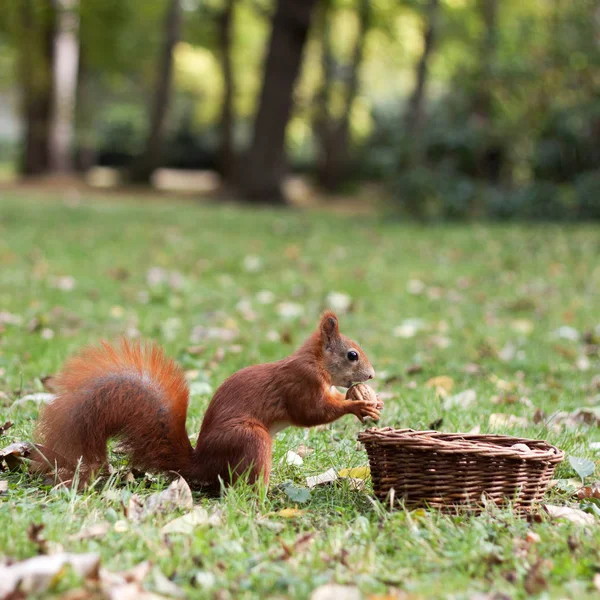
577;483;600;500
161;507;222;534
544;504;595;525
152;568;185;598
306;468;337;488
70;522;111;541
425;376;454;397
0;441;33;470
128;477;193;522
488;413;529;428
524;558;549;595
27;523;48;554
0;421;13;437
275;508;306;519
296;444;314;458
0;552;100;598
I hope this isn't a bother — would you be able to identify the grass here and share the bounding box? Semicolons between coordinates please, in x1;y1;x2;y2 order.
1;190;599;599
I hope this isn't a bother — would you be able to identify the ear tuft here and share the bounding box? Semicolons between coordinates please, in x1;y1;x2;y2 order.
320;310;339;344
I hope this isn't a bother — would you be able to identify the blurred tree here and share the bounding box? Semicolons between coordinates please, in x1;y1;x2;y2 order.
217;0;236;181
405;0;440;140
130;0;182;183
49;0;79;173
240;0;318;203
313;0;371;191
17;0;56;175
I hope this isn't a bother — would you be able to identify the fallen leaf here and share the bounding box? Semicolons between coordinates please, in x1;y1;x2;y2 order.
0;441;33;470
296;444;314;458
161;507;222;534
10;393;56;410
0;481;7;494
498;343;517;362
551;478;583;494
338;466;370;479
512;319;534;335
311;584;361;600
443;389;476;410
27;523;48;554
0;421;13;436
128;477;193;522
552;326;580;341
276;508;306;519
544;504;595;525
282;451;303;466
393;319;426;339
425;375;454;397
256;290;275;305
70;522;111;541
152;568;185;598
407;279;426;295
406;364;423;375
194;570;216;589
51;275;76;291
306;468;338;488
282;483;311;503
488;413;529;428
0;552;100;597
524;558;548;595
277;302;304;319
568;456;595;481
190;325;237;343
578;483;600;500
326;292;352;314
242;255;263;272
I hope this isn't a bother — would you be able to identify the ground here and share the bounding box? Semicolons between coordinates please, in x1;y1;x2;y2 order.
0;191;599;599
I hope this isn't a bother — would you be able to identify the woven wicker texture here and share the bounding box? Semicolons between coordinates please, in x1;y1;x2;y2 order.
358;428;564;511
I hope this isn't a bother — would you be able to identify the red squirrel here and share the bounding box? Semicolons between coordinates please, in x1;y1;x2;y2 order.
32;311;380;491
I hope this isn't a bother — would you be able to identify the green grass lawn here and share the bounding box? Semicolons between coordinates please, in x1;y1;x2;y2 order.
1;191;599;599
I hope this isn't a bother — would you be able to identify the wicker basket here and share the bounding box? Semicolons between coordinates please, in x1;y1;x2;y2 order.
358;428;564;512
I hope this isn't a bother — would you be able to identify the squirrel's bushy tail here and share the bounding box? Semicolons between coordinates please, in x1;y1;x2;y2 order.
34;340;194;481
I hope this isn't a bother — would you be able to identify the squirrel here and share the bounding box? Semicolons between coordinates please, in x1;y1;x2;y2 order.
32;311;381;491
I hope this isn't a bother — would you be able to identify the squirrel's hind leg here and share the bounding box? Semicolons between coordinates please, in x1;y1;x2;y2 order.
192;419;272;490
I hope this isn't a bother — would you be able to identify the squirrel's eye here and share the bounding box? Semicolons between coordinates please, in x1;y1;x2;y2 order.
347;350;359;362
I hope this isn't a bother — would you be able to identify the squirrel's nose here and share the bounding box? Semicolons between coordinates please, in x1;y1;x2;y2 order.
367;370;374;380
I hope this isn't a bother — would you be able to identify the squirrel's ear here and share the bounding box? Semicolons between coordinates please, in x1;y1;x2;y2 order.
320;311;339;346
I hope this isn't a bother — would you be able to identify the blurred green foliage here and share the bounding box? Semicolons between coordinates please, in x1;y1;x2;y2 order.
0;0;598;218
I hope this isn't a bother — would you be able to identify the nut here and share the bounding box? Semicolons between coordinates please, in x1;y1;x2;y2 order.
346;383;378;404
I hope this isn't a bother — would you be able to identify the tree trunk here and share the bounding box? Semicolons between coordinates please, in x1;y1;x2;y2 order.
315;0;370;191
48;0;79;173
405;0;440;138
473;0;497;120
240;0;318;203
474;0;501;182
19;0;55;176
217;0;236;182
74;47;96;172
130;0;182;183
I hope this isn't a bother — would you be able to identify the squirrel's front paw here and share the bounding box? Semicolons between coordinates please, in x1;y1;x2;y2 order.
352;400;381;423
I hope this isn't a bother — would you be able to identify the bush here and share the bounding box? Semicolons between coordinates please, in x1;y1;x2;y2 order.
575;170;600;220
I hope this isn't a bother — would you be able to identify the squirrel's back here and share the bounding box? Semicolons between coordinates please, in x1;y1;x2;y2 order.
34;340;194;480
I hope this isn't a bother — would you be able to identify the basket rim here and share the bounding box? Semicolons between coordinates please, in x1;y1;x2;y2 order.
357;427;565;462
